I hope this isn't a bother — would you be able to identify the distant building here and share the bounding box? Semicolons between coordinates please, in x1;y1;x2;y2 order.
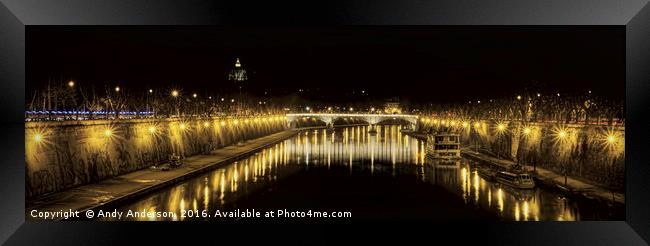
383;97;402;114
228;58;248;84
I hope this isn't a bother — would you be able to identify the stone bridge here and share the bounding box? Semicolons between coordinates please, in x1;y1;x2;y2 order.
286;113;419;130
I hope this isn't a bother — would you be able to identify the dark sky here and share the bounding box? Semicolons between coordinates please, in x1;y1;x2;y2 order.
27;26;625;103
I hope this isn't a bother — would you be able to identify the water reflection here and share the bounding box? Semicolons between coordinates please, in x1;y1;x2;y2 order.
110;125;618;221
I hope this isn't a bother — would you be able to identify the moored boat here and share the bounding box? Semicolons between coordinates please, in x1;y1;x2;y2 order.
495;171;535;189
426;130;461;159
477;166;497;181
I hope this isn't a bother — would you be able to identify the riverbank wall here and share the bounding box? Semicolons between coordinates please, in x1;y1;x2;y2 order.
25;116;287;198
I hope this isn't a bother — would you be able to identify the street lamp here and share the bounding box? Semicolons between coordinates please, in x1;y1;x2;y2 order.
607;134;616;143
68;81;75;88
149;89;153;93
33;134;43;143
193;93;197;98
171;90;179;97
115;86;120;92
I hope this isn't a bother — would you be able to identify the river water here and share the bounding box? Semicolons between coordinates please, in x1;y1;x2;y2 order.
107;125;623;221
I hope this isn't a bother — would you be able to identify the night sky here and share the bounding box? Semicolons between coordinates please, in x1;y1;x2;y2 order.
27;26;625;104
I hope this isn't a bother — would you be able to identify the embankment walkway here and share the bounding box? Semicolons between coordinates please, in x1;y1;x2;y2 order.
26;129;300;220
462;149;624;205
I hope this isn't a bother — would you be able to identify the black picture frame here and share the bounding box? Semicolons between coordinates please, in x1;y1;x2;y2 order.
1;0;649;245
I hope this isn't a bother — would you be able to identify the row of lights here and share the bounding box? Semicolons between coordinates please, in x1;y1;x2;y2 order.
68;81;238;102
31;116;288;143
420;117;619;143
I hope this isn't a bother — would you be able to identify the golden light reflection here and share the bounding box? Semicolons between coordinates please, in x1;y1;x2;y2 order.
497;188;504;213
117;124;587;221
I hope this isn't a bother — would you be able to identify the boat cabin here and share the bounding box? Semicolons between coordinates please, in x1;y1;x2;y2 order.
426;131;461;159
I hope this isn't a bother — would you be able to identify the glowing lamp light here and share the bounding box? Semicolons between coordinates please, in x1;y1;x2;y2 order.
203;122;210;127
233;120;239;125
516;95;522;100
103;129;113;137
523;127;531;135
148;126;156;134
220;121;226;126
193;93;198;98
179;123;186;130
33;134;43;142
607;134;616;143
68;81;75;87
171;90;179;97
558;130;567;139
497;124;506;131
474;122;481;129
462;122;469;128
149;89;153;93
